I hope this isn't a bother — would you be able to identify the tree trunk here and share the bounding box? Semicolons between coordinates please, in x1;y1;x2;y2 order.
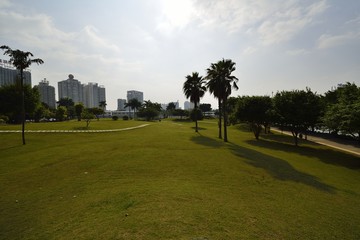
194;102;198;132
291;129;299;146
218;98;222;139
223;97;228;142
252;123;261;140
20;69;26;145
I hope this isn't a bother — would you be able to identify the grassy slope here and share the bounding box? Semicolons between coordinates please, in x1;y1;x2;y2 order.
0;120;359;239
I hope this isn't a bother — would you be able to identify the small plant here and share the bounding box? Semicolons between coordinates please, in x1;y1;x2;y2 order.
112;116;119;121
81;109;95;128
0;115;9;124
122;115;129;120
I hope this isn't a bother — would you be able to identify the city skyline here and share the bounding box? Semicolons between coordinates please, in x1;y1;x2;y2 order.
1;0;360;110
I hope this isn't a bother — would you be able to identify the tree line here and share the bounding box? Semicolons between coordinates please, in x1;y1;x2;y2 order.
183;58;239;142
183;58;360;145
225;83;359;146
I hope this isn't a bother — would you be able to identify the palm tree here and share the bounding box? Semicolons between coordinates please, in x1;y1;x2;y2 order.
125;98;142;119
99;101;107;110
99;100;107;118
1;45;43;145
206;59;238;142
205;62;224;139
183;72;206;132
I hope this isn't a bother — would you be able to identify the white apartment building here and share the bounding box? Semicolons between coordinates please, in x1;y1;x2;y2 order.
0;60;31;86
37;78;56;109
117;99;127;111
58;74;84;104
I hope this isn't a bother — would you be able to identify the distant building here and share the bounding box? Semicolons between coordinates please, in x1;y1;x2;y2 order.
58;74;84;104
127;90;143;103
0;59;31;86
184;101;194;110
98;85;106;105
36;78;56;109
117;99;127;111
58;74;106;108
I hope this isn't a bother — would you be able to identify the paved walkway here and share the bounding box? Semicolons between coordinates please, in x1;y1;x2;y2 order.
272;128;360;157
0;124;150;133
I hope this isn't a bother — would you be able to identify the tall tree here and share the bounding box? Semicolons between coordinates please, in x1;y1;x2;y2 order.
125;98;142;119
166;102;176;117
273;89;321;146
0;83;41;123
75;103;84;121
235;96;273;140
206;58;239;142
199;103;212;113
323;82;360;140
99;101;107;110
138;100;162;121
1;45;43;145
183;72;206;132
99;101;107;118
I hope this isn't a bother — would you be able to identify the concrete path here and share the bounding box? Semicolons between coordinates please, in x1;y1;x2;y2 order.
0;124;150;133
272;128;360;157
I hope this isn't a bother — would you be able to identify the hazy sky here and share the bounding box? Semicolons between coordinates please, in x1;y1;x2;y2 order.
1;0;359;110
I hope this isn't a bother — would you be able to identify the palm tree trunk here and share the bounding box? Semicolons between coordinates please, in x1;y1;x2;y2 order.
218;98;222;139
194;102;198;132
223;97;228;142
20;69;26;145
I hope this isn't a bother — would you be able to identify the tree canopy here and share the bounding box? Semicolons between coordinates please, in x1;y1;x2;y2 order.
183;72;206;132
1;45;43;145
206;58;238;142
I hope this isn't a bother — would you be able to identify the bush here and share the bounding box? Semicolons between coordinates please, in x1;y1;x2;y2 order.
112;116;119;121
122;115;129;120
190;109;204;121
0;115;9;123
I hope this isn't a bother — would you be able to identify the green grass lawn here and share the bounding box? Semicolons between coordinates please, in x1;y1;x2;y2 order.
0;119;359;239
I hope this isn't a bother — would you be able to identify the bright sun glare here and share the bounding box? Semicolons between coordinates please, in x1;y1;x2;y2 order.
162;0;195;28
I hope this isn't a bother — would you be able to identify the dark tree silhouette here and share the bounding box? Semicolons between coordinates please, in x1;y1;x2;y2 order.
1;45;44;145
183;72;206;132
206;58;238;142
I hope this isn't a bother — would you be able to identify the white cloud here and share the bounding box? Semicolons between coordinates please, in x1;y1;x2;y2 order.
346;15;360;25
243;46;257;55
257;0;328;45
286;49;310;56
193;0;328;45
317;32;360;49
0;0;11;8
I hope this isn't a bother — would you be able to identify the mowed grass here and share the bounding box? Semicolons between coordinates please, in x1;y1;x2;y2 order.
0;119;359;239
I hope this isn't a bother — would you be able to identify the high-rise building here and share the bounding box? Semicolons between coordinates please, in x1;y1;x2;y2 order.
98;85;106;104
84;82;99;108
83;83;106;108
117;99;127;111
127;90;143;103
37;78;56;109
58;74;84;104
184;101;194;110
0;59;31;86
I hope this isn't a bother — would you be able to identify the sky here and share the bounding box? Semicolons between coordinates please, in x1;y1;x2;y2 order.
1;0;360;110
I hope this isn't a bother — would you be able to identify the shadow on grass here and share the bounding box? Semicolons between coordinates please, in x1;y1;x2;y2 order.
190;134;223;148
229;142;336;193
249;135;360;170
191;134;336;193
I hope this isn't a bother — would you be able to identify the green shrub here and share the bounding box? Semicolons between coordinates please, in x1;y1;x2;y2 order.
0;115;9;123
112;116;119;121
190;109;203;121
122;115;129;120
